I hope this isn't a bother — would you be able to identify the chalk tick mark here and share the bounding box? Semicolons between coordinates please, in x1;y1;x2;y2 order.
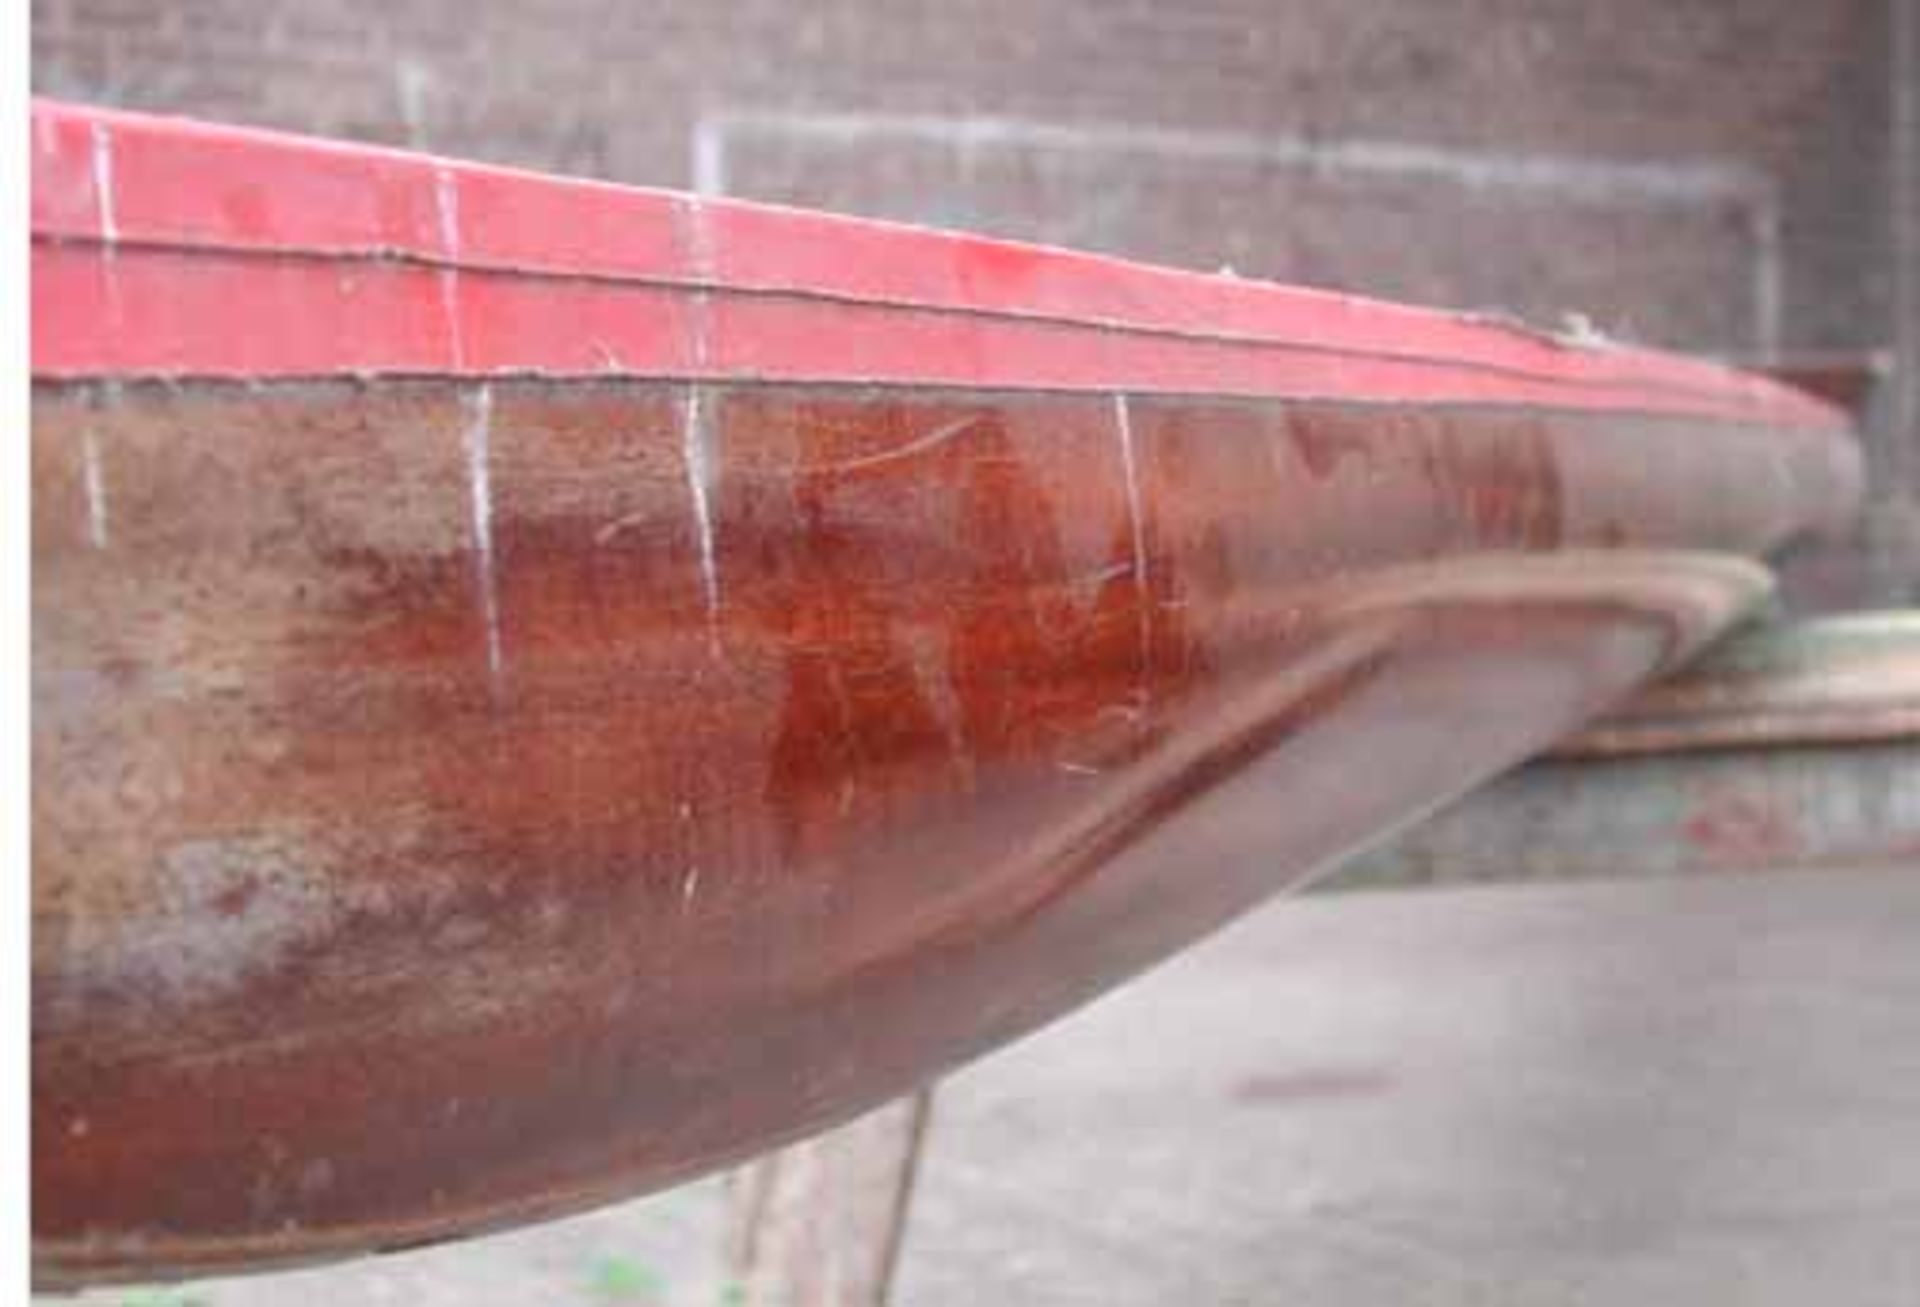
435;166;465;368
678;193;718;284
1074;560;1136;589
683;385;723;624
90;121;116;242
434;165;462;259
816;413;982;475
80;428;109;550
463;385;504;684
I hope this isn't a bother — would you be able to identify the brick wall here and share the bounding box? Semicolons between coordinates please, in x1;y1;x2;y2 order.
31;0;1917;605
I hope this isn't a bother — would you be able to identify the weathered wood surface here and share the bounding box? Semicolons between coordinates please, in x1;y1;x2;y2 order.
31;102;1862;1285
37;379;1828;1284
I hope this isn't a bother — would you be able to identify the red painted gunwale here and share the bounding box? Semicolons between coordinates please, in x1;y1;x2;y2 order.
32;99;1839;433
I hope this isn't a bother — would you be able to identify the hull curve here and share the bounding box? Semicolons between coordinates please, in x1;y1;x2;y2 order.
30;100;1860;1284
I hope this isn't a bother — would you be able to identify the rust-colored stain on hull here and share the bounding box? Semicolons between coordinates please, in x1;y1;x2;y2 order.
29;100;1861;1286
34;381;1842;1282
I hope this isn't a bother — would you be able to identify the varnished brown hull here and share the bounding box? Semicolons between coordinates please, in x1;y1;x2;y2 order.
31;102;1860;1284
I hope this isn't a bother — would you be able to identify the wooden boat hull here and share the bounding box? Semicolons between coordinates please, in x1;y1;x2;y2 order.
30;102;1860;1284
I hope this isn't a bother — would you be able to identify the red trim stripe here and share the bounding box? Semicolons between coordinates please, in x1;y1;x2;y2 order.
30;99;1844;430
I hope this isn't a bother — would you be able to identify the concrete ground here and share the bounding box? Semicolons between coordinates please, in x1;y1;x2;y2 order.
46;866;1920;1307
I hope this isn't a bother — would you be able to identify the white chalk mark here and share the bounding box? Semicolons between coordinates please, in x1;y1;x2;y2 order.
90;121;116;242
395;59;432;149
679;192;720;289
1075;560;1136;588
80;427;108;550
1113;394;1153;707
1056;761;1102;776
690;117;728;197
681;866;701;907
1113;396;1148;572
435;166;466;369
593;509;648;546
683;385;723;620
672;195;724;633
434;165;461;257
819;413;980;474
463;385;504;684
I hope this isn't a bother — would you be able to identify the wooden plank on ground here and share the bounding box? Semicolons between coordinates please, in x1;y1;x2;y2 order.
723;1091;934;1307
